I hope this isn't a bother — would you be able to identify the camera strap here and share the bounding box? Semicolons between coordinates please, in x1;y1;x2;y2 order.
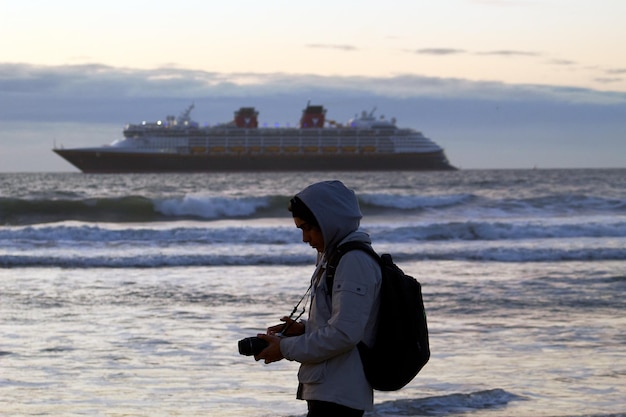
281;257;325;334
281;280;313;334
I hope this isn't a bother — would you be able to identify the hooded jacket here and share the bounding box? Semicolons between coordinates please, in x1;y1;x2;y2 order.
280;181;381;411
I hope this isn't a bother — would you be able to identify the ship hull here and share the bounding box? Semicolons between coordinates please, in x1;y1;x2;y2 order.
53;149;456;173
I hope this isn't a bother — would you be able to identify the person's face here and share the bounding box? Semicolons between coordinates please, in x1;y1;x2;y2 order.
293;216;325;253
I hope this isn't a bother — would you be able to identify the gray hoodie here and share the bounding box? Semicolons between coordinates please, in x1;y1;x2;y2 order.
280;181;381;411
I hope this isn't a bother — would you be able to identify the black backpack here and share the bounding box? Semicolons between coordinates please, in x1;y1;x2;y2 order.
326;241;430;391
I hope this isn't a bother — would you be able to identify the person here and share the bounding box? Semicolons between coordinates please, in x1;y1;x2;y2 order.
255;180;382;417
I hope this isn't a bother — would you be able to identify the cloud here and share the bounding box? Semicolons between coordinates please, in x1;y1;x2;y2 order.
1;62;625;126
470;0;538;5
594;77;623;84
413;48;466;55
476;50;540;57
305;44;358;51
407;48;621;89
0;62;621;102
547;59;578;66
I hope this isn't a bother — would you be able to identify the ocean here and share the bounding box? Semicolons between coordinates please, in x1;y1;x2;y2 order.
1;169;624;417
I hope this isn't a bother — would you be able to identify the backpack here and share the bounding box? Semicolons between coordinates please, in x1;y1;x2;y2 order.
326;241;430;391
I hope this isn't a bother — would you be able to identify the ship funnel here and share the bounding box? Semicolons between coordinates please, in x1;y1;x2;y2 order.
300;104;326;128
234;107;259;128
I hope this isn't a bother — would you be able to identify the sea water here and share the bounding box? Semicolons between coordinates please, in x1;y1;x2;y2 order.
0;169;624;417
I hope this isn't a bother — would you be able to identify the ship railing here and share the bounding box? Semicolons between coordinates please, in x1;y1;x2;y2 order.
136;129;433;154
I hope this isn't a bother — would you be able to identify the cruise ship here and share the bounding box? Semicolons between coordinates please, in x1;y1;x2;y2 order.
53;103;456;173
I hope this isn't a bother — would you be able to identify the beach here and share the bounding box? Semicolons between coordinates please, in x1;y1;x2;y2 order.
1;169;625;416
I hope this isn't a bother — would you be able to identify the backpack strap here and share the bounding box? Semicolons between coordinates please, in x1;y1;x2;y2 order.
326;241;380;296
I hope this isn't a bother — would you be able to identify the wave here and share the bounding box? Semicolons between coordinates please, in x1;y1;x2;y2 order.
360;192;626;215
2;192;624;225
0;223;296;245
154;195;275;219
0;253;314;268
1;244;624;268
0;196;163;225
0;195;280;225
372;388;525;416
371;389;626;417
406;246;626;263
3;193;471;225
370;220;626;241
2;219;626;245
359;193;474;210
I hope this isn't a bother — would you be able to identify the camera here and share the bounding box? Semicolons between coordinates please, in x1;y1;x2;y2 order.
238;336;269;356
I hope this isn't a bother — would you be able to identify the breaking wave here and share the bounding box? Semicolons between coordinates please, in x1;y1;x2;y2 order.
371;388;525;416
2;191;624;225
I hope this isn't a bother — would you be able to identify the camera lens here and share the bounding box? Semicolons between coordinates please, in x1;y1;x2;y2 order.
238;336;269;356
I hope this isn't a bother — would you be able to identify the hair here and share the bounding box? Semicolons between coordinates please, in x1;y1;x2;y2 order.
288;196;319;228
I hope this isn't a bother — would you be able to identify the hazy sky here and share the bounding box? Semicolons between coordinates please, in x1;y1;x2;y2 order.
1;0;625;171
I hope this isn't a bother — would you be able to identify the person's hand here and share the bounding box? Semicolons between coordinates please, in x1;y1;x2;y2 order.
254;334;284;364
267;316;305;336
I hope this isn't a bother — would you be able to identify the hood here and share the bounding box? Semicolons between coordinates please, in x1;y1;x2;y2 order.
295;180;362;254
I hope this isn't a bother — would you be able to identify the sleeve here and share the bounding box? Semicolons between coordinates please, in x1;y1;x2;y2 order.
281;250;381;363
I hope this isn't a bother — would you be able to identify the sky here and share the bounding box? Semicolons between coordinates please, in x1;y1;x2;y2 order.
1;0;625;172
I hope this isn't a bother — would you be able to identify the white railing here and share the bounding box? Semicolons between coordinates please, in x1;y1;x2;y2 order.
123;129;440;155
